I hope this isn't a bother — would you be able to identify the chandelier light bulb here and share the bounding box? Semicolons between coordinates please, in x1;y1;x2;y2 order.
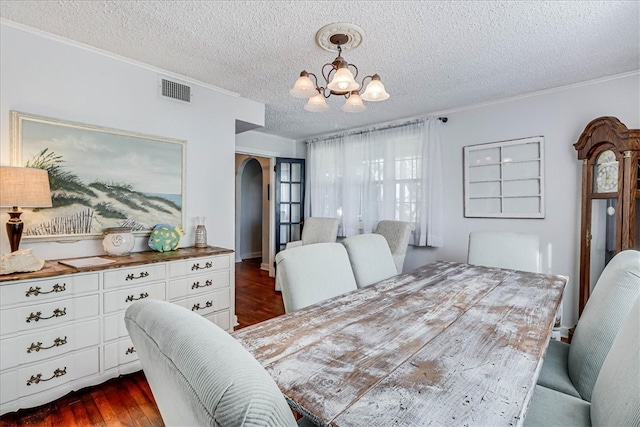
342;91;366;113
304;92;330;112
327;67;360;93
361;75;390;102
289;72;317;98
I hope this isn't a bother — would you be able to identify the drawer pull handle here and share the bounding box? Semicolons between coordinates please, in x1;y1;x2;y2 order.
25;283;66;297
191;280;213;289
27;367;67;386
192;301;213;311
26;308;67;323
125;292;149;302
126;271;150;281
125;347;136;355
27;336;68;353
191;262;213;271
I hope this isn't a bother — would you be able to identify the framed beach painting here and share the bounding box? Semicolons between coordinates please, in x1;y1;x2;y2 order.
10;111;186;241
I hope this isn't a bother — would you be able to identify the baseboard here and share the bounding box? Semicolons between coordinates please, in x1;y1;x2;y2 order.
242;251;262;259
261;263;269;271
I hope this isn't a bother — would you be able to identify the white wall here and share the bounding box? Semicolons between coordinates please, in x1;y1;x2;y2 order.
236;130;303;158
404;73;640;332
0;23;264;258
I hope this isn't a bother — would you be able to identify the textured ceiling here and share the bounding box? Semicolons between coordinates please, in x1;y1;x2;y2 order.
1;1;638;141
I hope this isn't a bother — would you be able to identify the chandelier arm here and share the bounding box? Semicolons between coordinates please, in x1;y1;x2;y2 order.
306;72;320;89
322;62;336;87
360;74;373;89
348;63;359;81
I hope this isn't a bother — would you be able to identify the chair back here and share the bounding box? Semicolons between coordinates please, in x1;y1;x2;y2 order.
590;298;640;425
275;242;357;313
374;220;415;273
125;299;297;426
467;231;540;273
301;217;340;245
342;233;398;288
568;249;640;401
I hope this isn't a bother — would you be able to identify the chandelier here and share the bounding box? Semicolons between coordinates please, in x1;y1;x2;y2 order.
289;23;390;113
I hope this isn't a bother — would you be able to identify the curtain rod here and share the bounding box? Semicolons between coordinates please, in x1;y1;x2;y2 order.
305;116;448;144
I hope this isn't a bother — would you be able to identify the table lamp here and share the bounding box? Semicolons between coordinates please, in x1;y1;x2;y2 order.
0;166;52;252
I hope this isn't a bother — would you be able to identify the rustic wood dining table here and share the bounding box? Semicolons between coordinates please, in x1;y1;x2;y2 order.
232;261;568;427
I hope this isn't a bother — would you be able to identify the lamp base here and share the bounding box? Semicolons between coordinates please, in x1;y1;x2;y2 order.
6;209;24;253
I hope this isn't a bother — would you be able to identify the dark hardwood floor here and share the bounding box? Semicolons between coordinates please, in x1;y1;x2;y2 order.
0;258;283;427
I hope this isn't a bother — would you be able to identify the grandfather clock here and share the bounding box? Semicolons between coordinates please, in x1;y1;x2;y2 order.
574;116;640;315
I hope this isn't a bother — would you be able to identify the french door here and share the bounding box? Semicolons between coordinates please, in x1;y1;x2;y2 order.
275;157;305;256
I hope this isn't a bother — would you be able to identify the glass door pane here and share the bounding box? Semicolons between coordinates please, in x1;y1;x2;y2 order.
275;158;305;256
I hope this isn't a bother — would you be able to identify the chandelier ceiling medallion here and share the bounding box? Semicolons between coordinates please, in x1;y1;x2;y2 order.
289;23;390;113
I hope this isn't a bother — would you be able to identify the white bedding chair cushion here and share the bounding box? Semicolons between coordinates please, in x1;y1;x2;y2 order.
537;249;640;401
341;234;398;288
125;299;299;426
467;231;540;273
374;220;415;273
284;217;339;250
590;297;640;426
524;298;640;427
275;242;357;313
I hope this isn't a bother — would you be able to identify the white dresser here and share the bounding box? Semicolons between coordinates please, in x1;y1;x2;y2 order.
0;246;234;415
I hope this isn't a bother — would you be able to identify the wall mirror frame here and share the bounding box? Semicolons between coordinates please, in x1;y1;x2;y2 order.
463;136;545;218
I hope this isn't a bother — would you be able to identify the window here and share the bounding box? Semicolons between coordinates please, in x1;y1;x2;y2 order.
306;118;443;247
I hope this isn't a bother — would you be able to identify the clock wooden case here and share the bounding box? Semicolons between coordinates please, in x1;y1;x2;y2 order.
574;116;640;315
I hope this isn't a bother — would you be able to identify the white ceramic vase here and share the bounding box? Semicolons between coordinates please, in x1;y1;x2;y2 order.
103;227;135;256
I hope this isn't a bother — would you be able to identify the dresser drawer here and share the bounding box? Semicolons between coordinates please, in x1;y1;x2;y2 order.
173;288;230;317
0;294;99;337
0;273;99;308
204;309;232;332
104;312;129;342
0;347;100;406
103;282;166;314
168;270;230;300
103;264;166;289
1;319;100;371
103;337;139;370
169;255;230;278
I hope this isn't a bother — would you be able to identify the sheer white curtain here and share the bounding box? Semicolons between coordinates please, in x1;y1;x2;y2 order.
306;117;443;247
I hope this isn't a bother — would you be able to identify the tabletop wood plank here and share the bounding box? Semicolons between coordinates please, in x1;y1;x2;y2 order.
263;266;513;423
233;261;481;365
233;262;567;427
331;269;567;427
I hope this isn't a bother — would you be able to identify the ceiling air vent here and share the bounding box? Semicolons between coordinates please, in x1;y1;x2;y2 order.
160;78;191;102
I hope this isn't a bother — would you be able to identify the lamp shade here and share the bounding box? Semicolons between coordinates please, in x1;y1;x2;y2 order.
342;92;367;113
289;73;317;98
327;67;360;93
361;77;390;102
0;166;52;208
304;93;330;112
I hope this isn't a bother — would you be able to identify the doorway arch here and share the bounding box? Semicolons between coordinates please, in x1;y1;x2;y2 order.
235;155;271;271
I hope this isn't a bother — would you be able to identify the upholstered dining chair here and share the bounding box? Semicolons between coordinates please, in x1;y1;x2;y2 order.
524;298;640;426
374;220;415;273
467;231;540;273
125;299;313;427
275;242;357;313
536;249;640;402
341;233;398;288
284;217;340;250
276;217;340;291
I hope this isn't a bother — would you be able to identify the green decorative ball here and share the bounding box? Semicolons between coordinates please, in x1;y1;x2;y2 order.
148;223;184;252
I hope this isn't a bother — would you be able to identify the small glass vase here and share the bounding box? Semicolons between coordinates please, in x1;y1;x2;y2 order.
195;217;207;248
